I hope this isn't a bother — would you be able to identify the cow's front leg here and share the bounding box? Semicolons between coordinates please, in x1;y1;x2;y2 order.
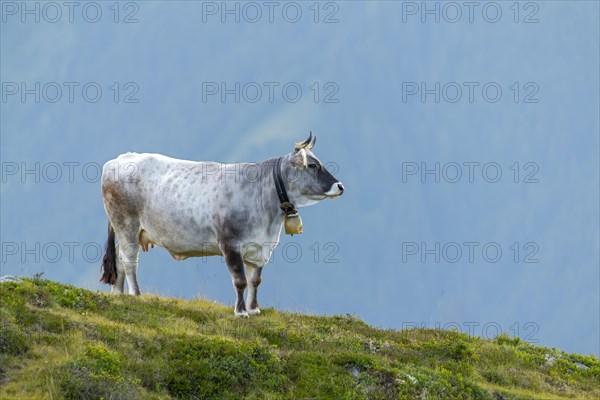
223;249;248;317
245;263;262;315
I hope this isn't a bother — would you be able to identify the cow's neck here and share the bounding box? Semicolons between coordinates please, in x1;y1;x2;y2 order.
260;158;288;236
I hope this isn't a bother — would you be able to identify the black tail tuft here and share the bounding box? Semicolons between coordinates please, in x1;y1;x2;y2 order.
100;221;117;285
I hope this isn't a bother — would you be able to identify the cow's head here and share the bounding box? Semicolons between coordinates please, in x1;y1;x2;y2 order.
282;132;344;208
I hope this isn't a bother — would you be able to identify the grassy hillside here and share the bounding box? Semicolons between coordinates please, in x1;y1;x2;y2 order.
0;278;598;400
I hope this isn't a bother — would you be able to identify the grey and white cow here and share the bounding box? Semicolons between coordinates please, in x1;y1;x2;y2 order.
99;133;344;316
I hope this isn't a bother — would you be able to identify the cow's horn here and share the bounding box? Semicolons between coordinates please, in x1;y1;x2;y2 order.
307;131;316;150
295;132;316;151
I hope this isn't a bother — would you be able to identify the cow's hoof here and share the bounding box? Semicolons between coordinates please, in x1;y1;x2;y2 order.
247;308;261;315
234;310;249;318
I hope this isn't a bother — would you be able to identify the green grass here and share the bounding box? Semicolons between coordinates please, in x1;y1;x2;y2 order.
1;277;598;399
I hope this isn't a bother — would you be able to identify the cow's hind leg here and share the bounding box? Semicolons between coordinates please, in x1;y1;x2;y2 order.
245;264;262;315
222;248;248;317
112;247;126;294
116;230;141;296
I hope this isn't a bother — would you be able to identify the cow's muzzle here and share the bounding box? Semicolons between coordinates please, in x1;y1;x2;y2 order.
325;182;344;198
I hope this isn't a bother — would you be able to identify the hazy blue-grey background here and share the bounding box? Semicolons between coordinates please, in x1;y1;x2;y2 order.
1;1;598;356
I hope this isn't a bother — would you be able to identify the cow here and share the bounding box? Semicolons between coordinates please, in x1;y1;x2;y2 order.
99;133;344;317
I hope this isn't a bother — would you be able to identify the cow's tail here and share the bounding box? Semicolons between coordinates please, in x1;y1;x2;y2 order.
100;221;117;285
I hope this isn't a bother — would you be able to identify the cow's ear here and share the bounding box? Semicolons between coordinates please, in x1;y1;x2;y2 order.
290;148;307;168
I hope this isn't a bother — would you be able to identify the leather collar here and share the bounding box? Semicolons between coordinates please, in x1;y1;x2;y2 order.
273;157;297;215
